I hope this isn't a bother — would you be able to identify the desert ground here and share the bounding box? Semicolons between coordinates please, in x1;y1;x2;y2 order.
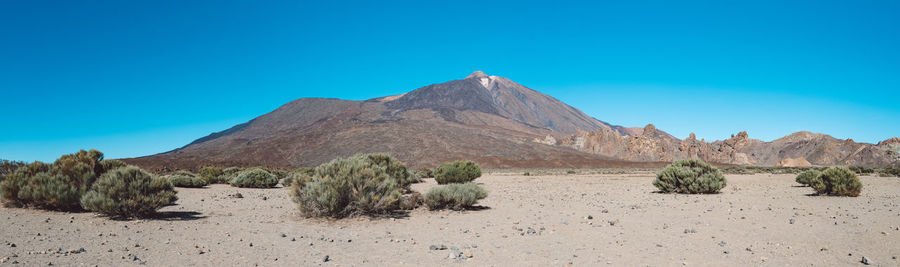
1;172;898;266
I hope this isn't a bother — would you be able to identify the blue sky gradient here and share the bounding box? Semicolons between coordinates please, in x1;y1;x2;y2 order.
1;0;898;162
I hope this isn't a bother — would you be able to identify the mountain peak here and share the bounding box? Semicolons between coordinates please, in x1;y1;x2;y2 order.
466;71;489;79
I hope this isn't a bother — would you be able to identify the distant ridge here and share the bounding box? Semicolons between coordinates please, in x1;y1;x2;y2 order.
124;71;898;171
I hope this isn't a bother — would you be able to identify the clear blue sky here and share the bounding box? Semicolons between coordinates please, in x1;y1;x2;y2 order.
1;0;898;162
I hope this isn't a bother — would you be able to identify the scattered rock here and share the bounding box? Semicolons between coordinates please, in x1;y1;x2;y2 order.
586;215;593;220
230;193;243;198
861;256;871;265
789;218;795;224
430;244;447;250
684;229;698;234
322;255;329;262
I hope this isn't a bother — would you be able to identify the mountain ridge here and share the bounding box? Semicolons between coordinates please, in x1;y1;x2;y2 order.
124;71;898;171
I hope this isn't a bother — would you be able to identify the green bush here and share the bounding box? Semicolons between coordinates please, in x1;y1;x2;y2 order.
848;166;875;175
424;183;488;210
399;192;423;210
414;168;433;179
879;166;900;177
282;171;313;187
168;175;208;188
653;159;727;194
230;168;278;188
198;167;225;184
291;153;409;218
434;161;482;184
1;159;24;178
795;170;821;186
81;166;177;218
810;166;862;197
0;150;113;210
99;159;127;172
523;172;531;176
218;167;242;182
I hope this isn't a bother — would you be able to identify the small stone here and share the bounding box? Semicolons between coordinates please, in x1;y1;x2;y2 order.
789;218;795;224
684;229;697;234
463;249;473;258
718;241;726;247
586;215;593;220
861;256;871;265
280;233;286;238
448;252;457;259
322;255;329;262
290;237;296;242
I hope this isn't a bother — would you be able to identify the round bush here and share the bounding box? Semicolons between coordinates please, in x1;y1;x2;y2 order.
230;168;278;188
811;166;862;197
653;159;727;194
291;153;408;218
198;167;225;184
795;170;821;186
434;161;482;184
80;166;177;218
168;175;208;188
424;183;488;210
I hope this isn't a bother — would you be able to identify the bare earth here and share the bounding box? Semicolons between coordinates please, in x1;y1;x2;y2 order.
2;173;898;266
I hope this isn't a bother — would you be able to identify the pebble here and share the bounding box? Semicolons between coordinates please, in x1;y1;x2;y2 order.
430;244;447;250
322;255;329;262
586;215;593;220
861;256;871;265
789;218;795;224
684;229;698;234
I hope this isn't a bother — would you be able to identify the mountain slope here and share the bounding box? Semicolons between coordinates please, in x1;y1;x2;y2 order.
124;71;898;171
125;72;653;171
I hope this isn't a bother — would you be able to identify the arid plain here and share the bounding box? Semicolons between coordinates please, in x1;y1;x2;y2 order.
2;172;897;266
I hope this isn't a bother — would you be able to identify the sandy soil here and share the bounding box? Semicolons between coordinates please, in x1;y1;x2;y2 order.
1;173;898;266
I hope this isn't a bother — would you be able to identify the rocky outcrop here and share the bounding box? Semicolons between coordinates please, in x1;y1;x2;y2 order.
556;128;897;167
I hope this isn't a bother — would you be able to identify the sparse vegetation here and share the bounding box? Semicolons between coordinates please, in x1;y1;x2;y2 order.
434;161;482;184
282;171;313;187
399;191;423;210
414;168;433;179
80;166;177;218
523;172;531;176
878;165;900;177
795;169;821;186
199;167;226;184
720;166;826;175
848;166;875;175
810;166;862;197
653;159;727;194
168;174;208;188
230;168;278;188
566;170;577;174
424;183;488;210
290;153;410;218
